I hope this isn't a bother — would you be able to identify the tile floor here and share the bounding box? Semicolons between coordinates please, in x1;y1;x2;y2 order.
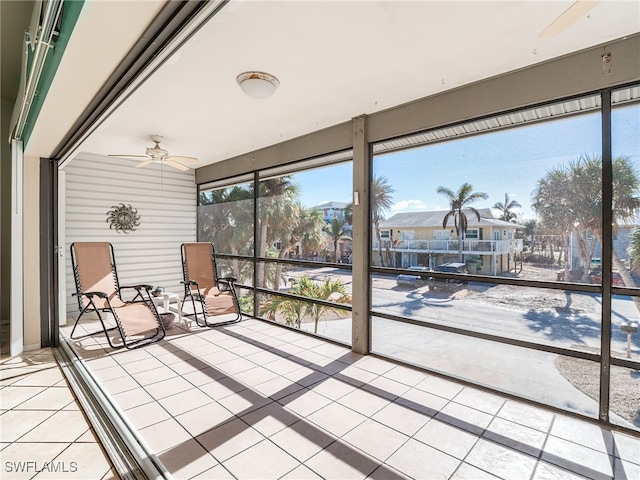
0;348;117;479
57;316;640;480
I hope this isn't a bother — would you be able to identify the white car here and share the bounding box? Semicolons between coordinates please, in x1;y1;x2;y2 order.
396;266;431;287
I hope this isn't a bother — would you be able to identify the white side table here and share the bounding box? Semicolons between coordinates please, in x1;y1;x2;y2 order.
152;292;184;327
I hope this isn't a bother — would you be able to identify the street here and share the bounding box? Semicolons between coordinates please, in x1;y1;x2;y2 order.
371;283;640;357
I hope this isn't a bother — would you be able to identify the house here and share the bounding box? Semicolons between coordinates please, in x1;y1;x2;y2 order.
378;208;523;275
313;201;352;261
313;201;349;223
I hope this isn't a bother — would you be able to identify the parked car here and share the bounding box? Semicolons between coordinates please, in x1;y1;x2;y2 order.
590;270;625;286
428;262;469;291
396;266;431;287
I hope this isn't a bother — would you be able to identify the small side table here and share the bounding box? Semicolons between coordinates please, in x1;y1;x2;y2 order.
152;292;184;328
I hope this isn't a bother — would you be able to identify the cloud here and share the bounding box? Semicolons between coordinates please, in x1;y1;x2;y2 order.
391;199;428;214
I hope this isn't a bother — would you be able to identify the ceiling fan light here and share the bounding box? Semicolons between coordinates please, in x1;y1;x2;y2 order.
236;71;279;99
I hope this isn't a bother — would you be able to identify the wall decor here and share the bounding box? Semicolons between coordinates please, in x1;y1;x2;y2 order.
106;203;140;234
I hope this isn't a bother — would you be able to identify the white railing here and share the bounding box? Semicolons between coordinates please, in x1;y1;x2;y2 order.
373;238;523;254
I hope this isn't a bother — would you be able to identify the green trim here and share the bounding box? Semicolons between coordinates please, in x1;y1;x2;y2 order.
22;0;85;147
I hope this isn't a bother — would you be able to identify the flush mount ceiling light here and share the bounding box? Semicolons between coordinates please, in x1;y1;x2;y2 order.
236;71;280;99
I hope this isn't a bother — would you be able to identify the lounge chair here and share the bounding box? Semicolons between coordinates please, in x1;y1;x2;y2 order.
70;242;165;349
181;242;242;327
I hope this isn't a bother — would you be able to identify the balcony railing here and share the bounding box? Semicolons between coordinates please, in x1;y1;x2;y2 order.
373;238;523;254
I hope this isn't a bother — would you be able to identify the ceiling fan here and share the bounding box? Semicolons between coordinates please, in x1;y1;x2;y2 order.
538;0;599;38
109;135;199;171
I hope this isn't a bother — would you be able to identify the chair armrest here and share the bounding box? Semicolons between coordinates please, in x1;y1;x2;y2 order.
218;277;237;291
120;284;153;292
119;284;153;303
73;290;108;299
181;279;201;294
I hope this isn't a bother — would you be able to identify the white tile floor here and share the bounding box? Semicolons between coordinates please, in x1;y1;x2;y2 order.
0;348;117;479
57;316;640;479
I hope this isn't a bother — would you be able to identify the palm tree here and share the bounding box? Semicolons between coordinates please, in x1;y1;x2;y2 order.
258;176;299;286
268;199;301;290
532;166;575;279
198;188;232;242
309;278;350;334
296;277;350;334
297;206;326;260
533;155;640;283
437;183;488;262
371;175;395;266
260;276;350;333
493;193;521;222
198;185;254;283
260;291;306;328
324;216;351;262
343;202;353;226
628;226;640;274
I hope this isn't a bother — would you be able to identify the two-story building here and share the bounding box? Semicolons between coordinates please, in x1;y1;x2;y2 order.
378;208;523;275
313;201;349;223
310;201;352;261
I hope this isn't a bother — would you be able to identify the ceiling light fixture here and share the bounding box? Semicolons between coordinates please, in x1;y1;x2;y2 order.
236;71;280;99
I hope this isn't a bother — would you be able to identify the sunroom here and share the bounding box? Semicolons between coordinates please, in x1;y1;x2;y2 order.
3;1;640;478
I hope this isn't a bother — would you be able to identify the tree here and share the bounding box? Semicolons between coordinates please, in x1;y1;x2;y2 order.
343;202;353;226
258;176;299;287
493;193;521;222
269;202;327;289
324;216;351;262
298;206;326;260
532;165;577;277
260;290;306;328
198;185;254;283
437;183;489;263
225;186;256;281
533;155;640;283
628;226;640;274
371;175;395;266
523;219;538;252
268;199;301;290
294;277;350;334
260;276;350;333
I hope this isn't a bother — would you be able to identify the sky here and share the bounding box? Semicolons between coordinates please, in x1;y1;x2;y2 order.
293;103;639;222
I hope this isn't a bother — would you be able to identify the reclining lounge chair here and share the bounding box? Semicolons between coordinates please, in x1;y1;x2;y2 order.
70;242;165;349
181;242;242;327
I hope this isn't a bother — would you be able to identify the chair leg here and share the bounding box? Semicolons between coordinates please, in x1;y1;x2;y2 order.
70;306;121;349
70;305;164;350
181;288;242;328
181;291;207;327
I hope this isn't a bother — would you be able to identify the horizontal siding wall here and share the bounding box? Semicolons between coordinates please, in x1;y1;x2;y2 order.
63;153;197;315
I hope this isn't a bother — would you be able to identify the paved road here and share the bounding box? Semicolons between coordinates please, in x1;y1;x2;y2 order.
285;266;640;356
371;285;640;356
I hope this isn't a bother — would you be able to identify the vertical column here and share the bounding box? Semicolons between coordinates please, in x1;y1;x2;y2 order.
10;140;24;356
351;115;370;355
599;90;613;423
23;155;41;350
40;158;57;347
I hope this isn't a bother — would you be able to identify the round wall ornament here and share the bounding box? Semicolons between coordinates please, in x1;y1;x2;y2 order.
106;203;140;234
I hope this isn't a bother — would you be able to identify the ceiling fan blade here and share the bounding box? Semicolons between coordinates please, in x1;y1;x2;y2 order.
164;159;190;171
109;154;148;159
135;159;154;168
539;0;599;38
166;155;199;164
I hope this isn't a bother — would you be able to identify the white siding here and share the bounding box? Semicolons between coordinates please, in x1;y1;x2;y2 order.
63;153;197;315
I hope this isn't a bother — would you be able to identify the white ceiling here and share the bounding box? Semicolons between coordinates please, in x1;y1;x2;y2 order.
40;1;640;168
